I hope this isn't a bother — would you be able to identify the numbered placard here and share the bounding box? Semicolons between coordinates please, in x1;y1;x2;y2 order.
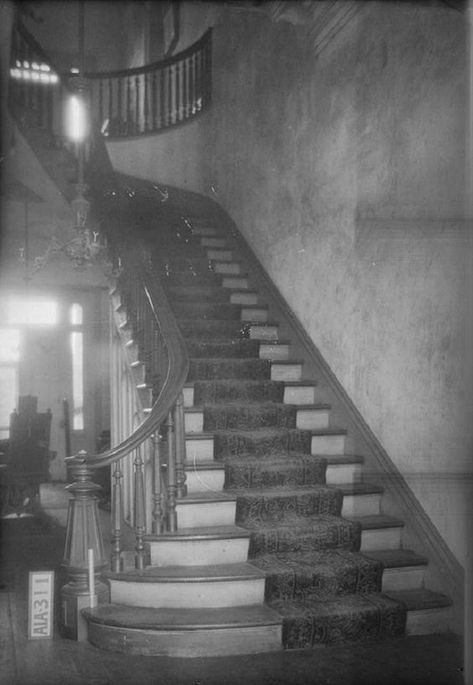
28;571;54;639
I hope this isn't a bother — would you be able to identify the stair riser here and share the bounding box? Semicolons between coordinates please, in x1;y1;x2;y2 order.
214;262;241;275
325;464;362;485
186;437;214;462
249;325;279;341
270;364;302;382
183;386;194;407
87;622;283;657
222;276;249;289
231;292;258;306
201;238;227;248
311;435;346;455
296;410;330;430
405;606;454;635
148;537;250;567
360;527;402;551
259;343;290;360
185;468;225;494
177;501;236;528
240;308;268;322
341;493;381;517
283;386;316;405
207;249;233;261
109;578;265;609
185;412;204;433
382;567;426;592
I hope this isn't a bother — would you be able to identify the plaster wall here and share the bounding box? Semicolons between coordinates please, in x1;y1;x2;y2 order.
103;2;472;564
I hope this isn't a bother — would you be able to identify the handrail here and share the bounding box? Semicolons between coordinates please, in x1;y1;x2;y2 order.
85;236;190;469
84;30;212;80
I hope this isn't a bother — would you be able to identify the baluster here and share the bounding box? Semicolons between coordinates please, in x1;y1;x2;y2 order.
134;447;146;570
151;432;166;534
190;53;196;114
144;73;149;132
159;67;165;129
135;75;140;134
167;64;172;126
118;77;123;135
183;56;189;119
111;461;124;572
174;393;187;498
166;409;177;532
98;79;104;131
197;48;203;111
205;33;212;107
175;60;181;122
152;71;157;131
126;76;131;135
108;78;113;133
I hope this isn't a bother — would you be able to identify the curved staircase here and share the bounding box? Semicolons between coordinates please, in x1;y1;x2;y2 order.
83;208;453;656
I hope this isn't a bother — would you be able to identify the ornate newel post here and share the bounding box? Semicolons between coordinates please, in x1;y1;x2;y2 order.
61;451;109;641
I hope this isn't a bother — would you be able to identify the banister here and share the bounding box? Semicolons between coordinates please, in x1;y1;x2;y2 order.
83;29;212;80
84;247;190;470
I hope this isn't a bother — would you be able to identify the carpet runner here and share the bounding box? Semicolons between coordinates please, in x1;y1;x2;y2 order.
151;220;408;647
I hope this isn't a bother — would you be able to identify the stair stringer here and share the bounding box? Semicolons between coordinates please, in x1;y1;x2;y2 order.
191;194;465;635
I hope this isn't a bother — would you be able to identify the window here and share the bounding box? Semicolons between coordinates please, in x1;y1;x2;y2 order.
0;329;20;439
70;304;84;430
10;60;59;84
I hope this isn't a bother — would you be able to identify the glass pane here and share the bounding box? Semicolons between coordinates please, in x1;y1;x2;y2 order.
70;303;83;325
0;329;20;362
7;298;58;325
0;366;17;436
70;331;84;430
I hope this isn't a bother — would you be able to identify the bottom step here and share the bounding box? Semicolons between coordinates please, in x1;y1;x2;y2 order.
270;593;406;649
385;588;453;635
84;603;282;657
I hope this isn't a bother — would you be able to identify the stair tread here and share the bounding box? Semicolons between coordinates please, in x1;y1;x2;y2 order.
185;459;224;470
184;379;317;388
385;588;452;610
84;603;282;629
190;402;330;411
324;454;364;465
362;549;429;568
222;452;327;464
178;491;236;503
333;482;384;495
144;525;250;541
212;427;346;437
107;562;265;582
270;591;402;613
347;514;405;529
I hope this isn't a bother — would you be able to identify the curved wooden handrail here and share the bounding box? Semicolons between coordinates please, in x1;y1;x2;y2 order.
84;30;211;80
85;222;190;470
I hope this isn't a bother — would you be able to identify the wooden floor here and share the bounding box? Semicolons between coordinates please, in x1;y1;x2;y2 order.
0;513;465;685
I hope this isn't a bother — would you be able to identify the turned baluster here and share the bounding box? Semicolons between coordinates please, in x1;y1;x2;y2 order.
108;78;113;132
175;60;181;122
151;432;166;534
110;461;123;572
152;71;158;131
134;75;140;134
167;64;173;126
133;447;146;570
175;393;187;498
166;409;177;532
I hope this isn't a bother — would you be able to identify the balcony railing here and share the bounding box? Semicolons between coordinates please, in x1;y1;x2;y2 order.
86;30;212;138
9;20;212;141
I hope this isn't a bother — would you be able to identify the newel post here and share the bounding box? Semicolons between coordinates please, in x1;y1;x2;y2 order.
61;451;109;641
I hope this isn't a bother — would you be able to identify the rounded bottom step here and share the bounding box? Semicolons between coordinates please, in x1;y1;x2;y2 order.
84;604;282;657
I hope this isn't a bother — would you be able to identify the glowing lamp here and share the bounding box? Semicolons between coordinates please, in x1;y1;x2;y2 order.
65;94;89;143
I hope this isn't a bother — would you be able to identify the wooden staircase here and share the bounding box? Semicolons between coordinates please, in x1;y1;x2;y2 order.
83;211;454;656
